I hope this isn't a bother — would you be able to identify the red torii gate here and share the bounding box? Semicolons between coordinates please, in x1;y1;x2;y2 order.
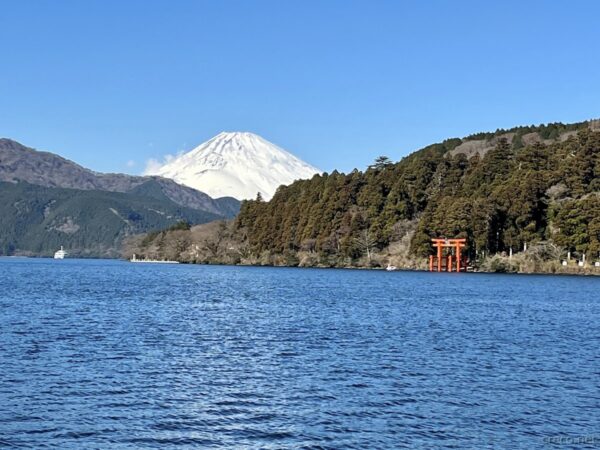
429;238;467;272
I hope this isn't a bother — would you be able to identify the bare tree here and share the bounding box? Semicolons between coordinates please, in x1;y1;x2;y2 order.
164;230;190;261
300;238;317;252
201;221;228;258
354;229;377;261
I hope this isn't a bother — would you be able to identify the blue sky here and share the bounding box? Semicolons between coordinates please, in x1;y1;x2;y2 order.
1;0;599;174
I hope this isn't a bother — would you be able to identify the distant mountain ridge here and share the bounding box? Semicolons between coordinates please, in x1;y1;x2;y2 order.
0;138;239;217
0;138;241;256
145;132;321;200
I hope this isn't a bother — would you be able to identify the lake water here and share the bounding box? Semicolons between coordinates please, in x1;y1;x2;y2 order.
1;259;599;449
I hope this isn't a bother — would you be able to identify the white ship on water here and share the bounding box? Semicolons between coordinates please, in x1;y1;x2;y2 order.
54;246;67;259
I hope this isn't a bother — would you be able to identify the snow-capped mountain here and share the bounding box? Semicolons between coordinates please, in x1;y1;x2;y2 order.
144;132;321;200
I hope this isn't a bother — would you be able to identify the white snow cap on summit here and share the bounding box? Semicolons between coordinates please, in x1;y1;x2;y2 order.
144;132;321;200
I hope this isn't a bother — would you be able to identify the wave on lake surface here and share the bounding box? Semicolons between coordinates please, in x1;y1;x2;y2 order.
1;259;599;448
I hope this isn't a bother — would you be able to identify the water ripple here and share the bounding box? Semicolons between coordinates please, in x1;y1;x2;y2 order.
1;259;599;448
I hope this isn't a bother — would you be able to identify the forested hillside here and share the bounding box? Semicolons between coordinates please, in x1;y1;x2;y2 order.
128;120;600;272
0;181;224;257
235;121;600;266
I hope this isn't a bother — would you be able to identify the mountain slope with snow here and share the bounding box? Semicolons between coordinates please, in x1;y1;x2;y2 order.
144;132;321;200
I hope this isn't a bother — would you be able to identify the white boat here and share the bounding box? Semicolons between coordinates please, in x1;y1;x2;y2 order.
130;254;179;264
54;246;67;259
386;264;397;271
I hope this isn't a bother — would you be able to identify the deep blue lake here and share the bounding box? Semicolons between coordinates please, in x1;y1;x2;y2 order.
1;258;599;449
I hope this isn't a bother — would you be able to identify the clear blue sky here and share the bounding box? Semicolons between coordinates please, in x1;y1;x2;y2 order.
1;0;599;174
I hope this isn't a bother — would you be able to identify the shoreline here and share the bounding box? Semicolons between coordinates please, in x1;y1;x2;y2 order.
3;254;599;277
132;258;600;277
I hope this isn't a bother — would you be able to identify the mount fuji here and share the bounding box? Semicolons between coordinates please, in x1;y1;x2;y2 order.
144;132;321;200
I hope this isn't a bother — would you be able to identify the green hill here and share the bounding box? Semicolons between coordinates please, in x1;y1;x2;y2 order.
0;181;223;257
0;137;242;257
232;121;600;268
